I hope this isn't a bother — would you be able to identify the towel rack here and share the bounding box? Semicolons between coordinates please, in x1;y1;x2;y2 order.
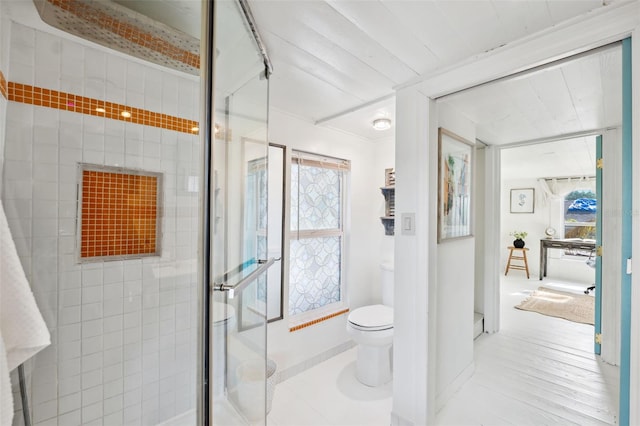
213;257;279;298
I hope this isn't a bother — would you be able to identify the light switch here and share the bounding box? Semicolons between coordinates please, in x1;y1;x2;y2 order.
401;213;415;236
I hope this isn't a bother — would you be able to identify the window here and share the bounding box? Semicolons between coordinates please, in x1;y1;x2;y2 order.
564;189;596;255
288;152;350;320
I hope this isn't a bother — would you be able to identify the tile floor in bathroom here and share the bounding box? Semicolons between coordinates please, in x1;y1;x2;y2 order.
267;274;618;426
267;348;392;426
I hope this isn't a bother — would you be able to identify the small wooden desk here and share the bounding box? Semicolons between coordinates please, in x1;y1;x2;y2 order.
539;238;596;280
505;246;530;279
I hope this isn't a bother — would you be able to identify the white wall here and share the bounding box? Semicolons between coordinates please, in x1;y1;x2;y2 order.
266;109;382;374
392;88;433;426
3;22;200;426
434;103;476;407
374;136;395;302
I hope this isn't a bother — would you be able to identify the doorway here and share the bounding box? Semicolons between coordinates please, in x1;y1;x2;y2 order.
435;42;624;423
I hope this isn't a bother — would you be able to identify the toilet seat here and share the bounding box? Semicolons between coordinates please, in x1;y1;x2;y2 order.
348;305;393;331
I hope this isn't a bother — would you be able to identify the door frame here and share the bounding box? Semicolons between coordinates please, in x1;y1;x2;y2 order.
595;134;602;355
483;41;632;426
393;3;640;425
619;36;632;426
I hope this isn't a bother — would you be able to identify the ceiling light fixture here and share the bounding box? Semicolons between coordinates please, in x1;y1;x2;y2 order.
372;118;392;131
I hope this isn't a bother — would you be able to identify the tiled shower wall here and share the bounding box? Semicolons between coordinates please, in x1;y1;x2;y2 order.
0;8;9;181
3;22;200;426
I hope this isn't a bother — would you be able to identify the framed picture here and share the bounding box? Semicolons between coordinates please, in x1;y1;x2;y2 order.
438;127;474;243
510;188;535;213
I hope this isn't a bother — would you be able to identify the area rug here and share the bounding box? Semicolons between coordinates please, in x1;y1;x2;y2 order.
515;287;594;325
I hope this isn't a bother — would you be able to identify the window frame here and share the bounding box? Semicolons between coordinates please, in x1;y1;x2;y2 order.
562;188;597;257
286;150;350;329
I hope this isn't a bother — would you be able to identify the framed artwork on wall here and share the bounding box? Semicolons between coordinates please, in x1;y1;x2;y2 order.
510;188;535;213
437;127;474;243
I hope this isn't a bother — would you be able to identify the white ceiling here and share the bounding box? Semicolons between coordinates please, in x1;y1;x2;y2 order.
500;136;597;180
245;0;618;178
12;0;622;154
439;45;622;145
247;0;617;140
106;0;619;143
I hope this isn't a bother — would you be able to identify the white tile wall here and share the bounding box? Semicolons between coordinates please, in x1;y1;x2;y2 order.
4;23;200;426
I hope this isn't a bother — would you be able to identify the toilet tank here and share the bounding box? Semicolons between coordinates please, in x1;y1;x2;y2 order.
380;262;394;306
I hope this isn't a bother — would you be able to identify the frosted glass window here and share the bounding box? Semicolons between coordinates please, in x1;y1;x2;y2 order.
291;164;341;231
289;152;349;317
289;237;341;315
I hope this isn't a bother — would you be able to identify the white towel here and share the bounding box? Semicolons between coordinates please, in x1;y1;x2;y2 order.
0;200;51;425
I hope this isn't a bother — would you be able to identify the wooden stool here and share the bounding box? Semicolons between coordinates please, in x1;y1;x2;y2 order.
505;246;530;278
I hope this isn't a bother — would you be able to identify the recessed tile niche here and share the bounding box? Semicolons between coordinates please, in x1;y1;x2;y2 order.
79;164;162;260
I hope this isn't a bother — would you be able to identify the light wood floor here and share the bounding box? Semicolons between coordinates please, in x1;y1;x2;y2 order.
436;276;620;425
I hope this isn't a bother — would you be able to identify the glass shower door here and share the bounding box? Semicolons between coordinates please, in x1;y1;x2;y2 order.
209;0;271;424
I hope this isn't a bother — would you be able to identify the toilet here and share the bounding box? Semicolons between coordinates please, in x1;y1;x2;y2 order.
346;262;394;386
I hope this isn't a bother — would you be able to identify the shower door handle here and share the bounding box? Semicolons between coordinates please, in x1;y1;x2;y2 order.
213;257;278;298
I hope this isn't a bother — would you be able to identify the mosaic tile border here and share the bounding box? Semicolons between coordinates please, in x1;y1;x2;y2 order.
7;81;199;134
289;308;350;332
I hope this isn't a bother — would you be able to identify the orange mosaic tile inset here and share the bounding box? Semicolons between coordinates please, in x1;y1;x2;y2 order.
81;168;161;259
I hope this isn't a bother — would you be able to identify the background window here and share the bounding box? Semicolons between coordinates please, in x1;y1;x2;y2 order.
289;152;349;317
564;189;597;255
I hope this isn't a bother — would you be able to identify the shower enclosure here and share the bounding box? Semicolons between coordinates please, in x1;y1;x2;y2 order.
0;0;272;424
206;0;273;423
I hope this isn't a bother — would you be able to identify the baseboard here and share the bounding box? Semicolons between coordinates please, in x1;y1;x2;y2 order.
436;361;475;411
275;340;356;384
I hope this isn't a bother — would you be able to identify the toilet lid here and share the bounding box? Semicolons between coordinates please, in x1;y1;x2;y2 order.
348;305;393;329
212;302;236;324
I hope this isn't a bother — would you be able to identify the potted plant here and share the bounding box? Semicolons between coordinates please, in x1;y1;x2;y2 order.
510;230;528;248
